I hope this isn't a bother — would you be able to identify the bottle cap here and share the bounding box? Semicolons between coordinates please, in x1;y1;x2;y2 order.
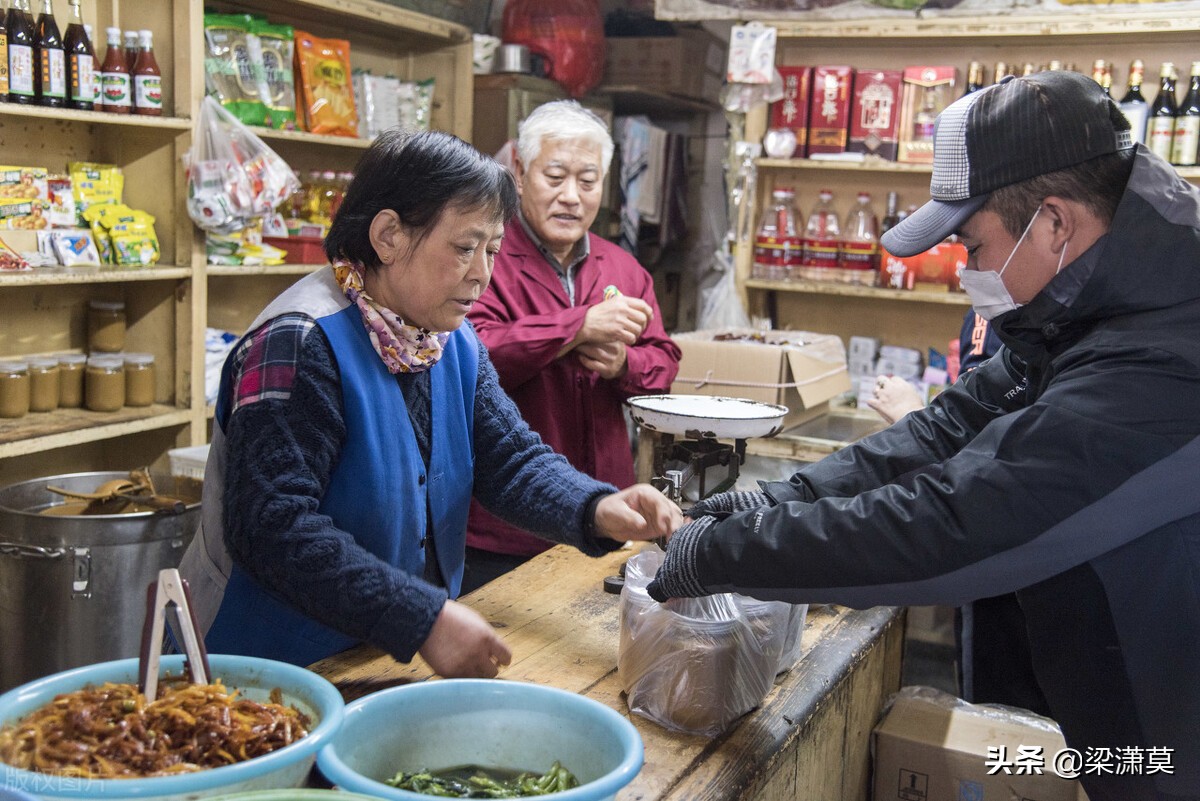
0;361;29;373
58;353;88;365
602;575;625;594
138;29;153;46
87;356;123;370
28;357;60;369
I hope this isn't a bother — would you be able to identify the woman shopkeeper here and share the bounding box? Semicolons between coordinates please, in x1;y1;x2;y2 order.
179;131;681;678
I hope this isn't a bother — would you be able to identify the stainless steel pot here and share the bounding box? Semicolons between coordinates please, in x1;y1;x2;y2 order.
0;471;201;692
495;43;532;74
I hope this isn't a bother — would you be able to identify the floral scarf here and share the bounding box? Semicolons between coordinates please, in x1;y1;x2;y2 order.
332;259;448;374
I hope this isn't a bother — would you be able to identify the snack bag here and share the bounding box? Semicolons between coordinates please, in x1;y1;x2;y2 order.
47;176;76;227
69;162;124;224
252;19;296;130
294;31;357;137
203;14;267;126
51;229;102;267
397;78;434;132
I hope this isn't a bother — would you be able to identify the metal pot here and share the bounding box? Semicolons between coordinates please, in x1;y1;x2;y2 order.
0;471;201;692
495;43;532;74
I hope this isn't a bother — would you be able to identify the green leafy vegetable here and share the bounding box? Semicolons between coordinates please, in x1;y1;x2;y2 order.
386;761;580;798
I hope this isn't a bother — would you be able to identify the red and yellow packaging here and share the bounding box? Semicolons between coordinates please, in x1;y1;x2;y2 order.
294;31;358;137
807;66;854;155
879;238;967;291
848;70;903;161
771;66;813;159
898;66;957;164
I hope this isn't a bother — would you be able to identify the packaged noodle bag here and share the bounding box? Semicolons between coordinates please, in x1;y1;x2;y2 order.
252;18;296;130
295;31;357;137
203;14;267;126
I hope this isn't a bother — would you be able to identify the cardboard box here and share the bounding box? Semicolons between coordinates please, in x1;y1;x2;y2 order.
603;29;724;101
849;70;903;161
873;688;1084;801
770;66;813;159
669;328;850;429
807;66;854;155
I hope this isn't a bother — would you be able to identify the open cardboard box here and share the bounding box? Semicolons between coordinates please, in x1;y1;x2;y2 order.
669;328;850;430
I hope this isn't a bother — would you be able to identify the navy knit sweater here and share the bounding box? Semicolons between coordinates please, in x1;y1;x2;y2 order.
221;315;619;663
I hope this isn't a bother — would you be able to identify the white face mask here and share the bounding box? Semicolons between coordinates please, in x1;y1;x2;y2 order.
959;206;1041;321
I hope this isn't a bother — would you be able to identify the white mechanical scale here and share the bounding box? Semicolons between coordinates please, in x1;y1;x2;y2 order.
626;395;788;504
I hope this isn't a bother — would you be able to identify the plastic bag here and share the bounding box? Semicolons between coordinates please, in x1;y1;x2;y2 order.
185;95;299;235
697;247;752;331
502;0;604;98
618;549;795;736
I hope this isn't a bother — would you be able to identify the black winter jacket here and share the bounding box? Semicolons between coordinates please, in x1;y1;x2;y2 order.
660;147;1200;800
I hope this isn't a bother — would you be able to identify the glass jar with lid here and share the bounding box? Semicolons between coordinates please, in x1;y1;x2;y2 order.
85;356;125;412
87;299;127;353
27;357;61;413
0;361;31;419
122;352;155;407
57;353;88;408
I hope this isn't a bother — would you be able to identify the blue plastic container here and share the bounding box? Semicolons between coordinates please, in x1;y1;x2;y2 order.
0;655;344;800
317;679;643;801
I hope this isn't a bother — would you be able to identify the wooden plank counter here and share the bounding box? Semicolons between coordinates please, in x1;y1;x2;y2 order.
309;545;904;801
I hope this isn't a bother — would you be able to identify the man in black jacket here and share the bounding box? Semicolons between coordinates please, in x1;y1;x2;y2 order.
649;71;1200;801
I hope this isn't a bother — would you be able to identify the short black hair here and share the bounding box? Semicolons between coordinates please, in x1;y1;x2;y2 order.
324;129;519;269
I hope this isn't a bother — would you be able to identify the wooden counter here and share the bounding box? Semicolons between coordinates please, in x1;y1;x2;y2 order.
310;545;904;801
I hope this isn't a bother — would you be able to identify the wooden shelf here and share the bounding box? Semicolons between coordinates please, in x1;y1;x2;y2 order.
207;263;326;276
596;85;720;116
212;0;470;44
249;126;373;150
758;158;932;174
0;406;193;460
745;278;973;306
768;11;1200;41
0;266;190;286
0;104;192;130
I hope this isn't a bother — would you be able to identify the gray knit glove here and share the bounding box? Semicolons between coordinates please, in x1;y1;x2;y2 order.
646;515;717;602
686;489;772;519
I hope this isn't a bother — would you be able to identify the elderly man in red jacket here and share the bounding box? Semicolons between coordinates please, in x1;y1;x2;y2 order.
463;100;681;593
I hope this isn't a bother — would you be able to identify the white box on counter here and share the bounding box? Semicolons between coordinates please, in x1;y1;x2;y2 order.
669;328;850;430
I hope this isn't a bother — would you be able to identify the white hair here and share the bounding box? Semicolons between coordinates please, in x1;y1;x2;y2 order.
516;100;614;176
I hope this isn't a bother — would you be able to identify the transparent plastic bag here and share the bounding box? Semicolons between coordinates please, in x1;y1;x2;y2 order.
185;95;299;235
618;549;790;736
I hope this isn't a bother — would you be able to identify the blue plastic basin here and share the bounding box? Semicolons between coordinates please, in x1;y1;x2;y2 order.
317;679;643;801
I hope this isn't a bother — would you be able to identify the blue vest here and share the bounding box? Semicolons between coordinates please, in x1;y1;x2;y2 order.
205;306;477;666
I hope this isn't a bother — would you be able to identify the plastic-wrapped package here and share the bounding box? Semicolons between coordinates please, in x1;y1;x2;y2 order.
619;549;790;736
185;95;300;235
295;31;357;137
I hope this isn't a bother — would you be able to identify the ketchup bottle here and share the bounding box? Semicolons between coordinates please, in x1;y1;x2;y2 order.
131;28;160;115
98;25;129;113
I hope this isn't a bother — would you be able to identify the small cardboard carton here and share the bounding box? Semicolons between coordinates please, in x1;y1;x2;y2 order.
669;328;850;429
603;28;724;101
872;687;1085;801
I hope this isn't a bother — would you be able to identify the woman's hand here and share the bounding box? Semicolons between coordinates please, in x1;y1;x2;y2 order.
419;600;512;678
594;485;682;542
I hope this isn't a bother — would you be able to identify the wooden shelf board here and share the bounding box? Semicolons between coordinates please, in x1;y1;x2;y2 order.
758;157;933;174
596;85;720;115
0;406;193;459
249;126;373;150
207;263;326;276
0;266;190;286
212;0;469;45
770;12;1200;40
0;104;192;130
746;278;973;306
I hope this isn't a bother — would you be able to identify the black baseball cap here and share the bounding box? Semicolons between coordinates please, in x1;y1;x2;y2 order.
881;70;1134;257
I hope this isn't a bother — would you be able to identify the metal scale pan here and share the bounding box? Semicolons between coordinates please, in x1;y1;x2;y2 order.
626;395;789;441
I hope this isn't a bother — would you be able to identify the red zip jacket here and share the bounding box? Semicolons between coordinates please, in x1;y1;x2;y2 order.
466;221;681;556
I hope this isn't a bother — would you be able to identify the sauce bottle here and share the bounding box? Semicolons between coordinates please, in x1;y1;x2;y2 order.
6;0;35;104
121;28;134;71
62;0;89;110
0;0;9;100
34;0;63;107
131;28;159;115
98;25;128;113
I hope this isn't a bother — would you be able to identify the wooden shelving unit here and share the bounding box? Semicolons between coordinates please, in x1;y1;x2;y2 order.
0;0;473;485
738;11;1200;357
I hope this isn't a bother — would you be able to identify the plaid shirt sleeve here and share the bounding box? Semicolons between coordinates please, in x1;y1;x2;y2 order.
228;314;317;414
